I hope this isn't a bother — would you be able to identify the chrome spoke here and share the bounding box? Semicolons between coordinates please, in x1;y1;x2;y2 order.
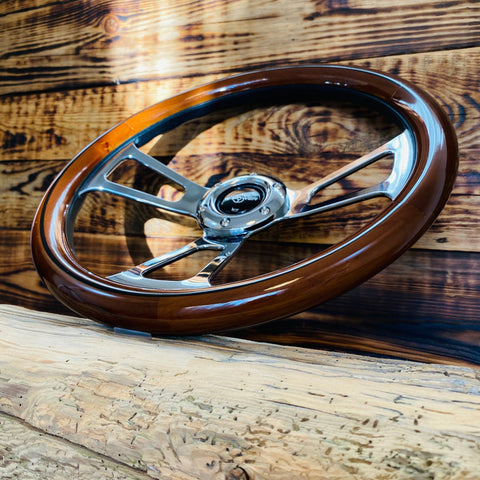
295;184;386;215
79;143;208;218
285;130;415;219
189;240;243;285
107;237;243;290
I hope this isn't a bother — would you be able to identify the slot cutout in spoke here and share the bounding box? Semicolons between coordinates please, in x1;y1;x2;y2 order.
106;158;186;202
108;237;244;289
307;153;395;212
79;143;208;217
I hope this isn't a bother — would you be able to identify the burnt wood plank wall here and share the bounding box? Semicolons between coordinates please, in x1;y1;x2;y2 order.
1;0;479;365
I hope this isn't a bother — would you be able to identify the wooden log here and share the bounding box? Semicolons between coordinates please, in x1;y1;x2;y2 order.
1;0;479;95
0;304;479;479
0;412;148;480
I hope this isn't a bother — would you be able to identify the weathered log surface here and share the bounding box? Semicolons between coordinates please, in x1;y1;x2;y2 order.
0;305;479;480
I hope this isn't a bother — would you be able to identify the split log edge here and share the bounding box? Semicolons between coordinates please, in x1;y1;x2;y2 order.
0;305;478;479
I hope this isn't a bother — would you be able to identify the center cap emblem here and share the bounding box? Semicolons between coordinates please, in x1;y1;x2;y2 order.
217;186;264;215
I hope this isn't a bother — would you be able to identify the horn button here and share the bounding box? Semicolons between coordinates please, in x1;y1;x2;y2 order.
197;174;288;238
217;186;264;215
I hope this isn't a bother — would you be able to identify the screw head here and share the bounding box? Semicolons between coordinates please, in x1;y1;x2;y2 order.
260;206;271;215
220;217;231;227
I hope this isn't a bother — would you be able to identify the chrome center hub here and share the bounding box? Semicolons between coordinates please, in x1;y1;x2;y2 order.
198;174;288;238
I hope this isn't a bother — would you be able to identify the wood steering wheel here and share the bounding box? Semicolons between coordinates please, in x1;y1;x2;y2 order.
31;66;458;335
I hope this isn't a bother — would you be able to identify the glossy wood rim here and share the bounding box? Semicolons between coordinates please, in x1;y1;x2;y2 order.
31;65;458;334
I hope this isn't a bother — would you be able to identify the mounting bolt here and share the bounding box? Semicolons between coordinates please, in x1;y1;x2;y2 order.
260;206;270;215
221;217;231;227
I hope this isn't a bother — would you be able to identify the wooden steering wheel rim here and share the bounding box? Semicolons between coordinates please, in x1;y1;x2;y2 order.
31;65;458;334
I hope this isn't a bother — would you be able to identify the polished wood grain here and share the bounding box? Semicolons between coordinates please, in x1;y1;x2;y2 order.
29;66;459;336
0;305;479;479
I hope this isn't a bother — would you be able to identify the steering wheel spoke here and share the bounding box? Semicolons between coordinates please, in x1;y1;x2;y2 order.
290;184;388;217
79;143;208;218
286;130;415;219
188;239;244;285
108;237;244;289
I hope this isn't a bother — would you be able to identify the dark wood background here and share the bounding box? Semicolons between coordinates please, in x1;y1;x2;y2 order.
1;0;479;365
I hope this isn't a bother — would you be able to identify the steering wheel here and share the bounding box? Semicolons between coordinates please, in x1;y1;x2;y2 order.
31;65;458;334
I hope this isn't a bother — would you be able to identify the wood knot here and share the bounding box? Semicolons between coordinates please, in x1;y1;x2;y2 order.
227;466;249;480
104;15;120;35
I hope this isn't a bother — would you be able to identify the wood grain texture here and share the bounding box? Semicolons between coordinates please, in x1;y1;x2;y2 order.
0;230;70;313
1;47;479;247
2;45;480;162
0;412;149;480
235;249;480;366
0;305;479;480
1;0;480;95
